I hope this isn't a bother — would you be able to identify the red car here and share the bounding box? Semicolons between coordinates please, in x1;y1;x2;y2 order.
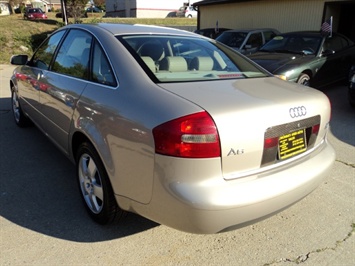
24;8;48;20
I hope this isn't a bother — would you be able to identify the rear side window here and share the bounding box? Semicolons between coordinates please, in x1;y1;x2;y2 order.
92;40;117;87
52;29;92;79
31;30;65;70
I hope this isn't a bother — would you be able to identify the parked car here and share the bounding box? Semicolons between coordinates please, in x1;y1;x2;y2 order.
10;23;335;234
185;5;197;18
348;66;355;107
248;31;355;87
176;6;186;17
24;8;47;20
86;6;104;13
194;28;231;39
216;28;280;54
176;5;197;18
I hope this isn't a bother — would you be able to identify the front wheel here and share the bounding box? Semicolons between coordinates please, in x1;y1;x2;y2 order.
297;73;311;86
76;142;125;224
11;89;31;127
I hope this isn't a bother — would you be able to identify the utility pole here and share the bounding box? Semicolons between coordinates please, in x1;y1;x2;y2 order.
60;0;68;25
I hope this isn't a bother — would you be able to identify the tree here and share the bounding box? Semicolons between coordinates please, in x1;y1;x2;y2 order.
8;0;23;13
93;0;105;10
64;0;88;23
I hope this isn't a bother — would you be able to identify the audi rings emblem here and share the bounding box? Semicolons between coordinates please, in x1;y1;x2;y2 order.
289;106;307;118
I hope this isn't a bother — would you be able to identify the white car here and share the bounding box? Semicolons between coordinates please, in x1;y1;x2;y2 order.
185;5;197;18
10;23;335;234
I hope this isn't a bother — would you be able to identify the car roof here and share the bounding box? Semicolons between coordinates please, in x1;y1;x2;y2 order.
67;23;199;37
277;31;325;37
224;28;279;33
275;31;354;42
195;28;230;31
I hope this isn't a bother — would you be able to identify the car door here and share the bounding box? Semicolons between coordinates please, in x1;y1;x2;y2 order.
312;34;353;87
241;32;263;55
16;30;66;129
39;29;93;154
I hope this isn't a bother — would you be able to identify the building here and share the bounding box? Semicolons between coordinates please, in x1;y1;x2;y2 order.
0;1;11;15
29;0;62;12
193;0;355;41
45;0;62;12
106;0;198;18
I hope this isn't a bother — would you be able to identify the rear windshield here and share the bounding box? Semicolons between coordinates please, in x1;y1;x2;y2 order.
119;35;269;83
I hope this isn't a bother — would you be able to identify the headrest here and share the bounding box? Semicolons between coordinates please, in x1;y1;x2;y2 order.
141;56;156;72
139;41;165;62
159;56;188;72
190;56;214;71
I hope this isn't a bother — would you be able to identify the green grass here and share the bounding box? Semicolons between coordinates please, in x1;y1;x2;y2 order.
0;13;196;64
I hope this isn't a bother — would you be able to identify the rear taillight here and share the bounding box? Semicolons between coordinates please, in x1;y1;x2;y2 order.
264;137;278;149
153;111;221;158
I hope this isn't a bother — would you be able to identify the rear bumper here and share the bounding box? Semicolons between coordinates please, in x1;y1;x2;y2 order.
119;139;335;234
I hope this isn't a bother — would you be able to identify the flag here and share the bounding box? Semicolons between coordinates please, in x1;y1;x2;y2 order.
321;16;332;37
215;20;219;34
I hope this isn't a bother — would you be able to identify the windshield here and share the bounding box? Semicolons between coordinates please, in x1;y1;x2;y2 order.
216;32;247;48
260;35;322;55
29;8;44;13
120;35;268;82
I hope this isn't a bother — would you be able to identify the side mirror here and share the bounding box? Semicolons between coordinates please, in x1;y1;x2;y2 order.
322;49;335;56
10;55;28;65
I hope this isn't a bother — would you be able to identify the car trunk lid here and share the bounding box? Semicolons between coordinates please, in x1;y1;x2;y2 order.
157;77;331;179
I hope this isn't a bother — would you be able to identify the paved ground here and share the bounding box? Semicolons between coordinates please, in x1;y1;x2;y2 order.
0;64;354;265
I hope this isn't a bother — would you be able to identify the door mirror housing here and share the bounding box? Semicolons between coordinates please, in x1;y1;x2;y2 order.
322;49;335;56
10;55;28;65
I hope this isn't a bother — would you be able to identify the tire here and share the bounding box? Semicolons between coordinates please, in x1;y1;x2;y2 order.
76;142;125;224
297;73;311;86
11;89;31;127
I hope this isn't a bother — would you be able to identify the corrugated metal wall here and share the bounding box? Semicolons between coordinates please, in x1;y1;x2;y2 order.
199;0;345;33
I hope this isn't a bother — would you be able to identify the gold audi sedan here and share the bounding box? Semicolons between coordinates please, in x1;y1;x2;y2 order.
10;23;335;234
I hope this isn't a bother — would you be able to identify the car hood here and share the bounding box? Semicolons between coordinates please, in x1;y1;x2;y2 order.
158;77;330;179
248;52;311;73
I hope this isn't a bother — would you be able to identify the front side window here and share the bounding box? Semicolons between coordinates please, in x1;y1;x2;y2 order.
120;35;268;83
52;29;92;79
324;35;349;52
31;30;66;70
246;33;263;48
217;32;247;48
263;31;277;42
